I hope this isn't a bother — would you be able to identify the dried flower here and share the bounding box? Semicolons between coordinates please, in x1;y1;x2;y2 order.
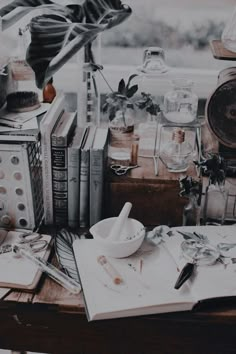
136;92;160;116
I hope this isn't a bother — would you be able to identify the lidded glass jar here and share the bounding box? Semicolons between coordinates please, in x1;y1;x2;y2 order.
160;128;193;172
163;79;198;124
140;47;169;74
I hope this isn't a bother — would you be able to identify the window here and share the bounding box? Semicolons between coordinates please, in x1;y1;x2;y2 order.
54;0;236;107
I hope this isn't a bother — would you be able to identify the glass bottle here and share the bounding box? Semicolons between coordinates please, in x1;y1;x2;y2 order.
136;47;168;157
160;128;193;172
221;6;236;52
10;27;41;99
202;182;229;225
139;47;169;75
43;77;56;103
108;102;135;163
138;111;159;157
11;28;34;82
182;192;201;226
163;79;198;124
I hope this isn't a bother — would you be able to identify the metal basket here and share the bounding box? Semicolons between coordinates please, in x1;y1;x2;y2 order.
0;141;44;230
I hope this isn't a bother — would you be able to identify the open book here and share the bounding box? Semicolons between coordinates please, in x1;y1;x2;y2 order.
0;230;52;291
73;225;236;321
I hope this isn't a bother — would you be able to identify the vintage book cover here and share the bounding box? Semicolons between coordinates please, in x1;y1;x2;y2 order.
51;111;77;225
73;225;236;321
40;93;65;224
79;125;97;228
67;126;88;228
89;127;109;227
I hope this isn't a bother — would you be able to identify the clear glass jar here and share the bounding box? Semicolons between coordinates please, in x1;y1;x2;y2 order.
202;183;229;225
139;47;169;75
108;102;135;163
135;47;170;112
10;26;41;100
160;128;193;172
138;112;159;157
163;79;198;124
221;6;236;52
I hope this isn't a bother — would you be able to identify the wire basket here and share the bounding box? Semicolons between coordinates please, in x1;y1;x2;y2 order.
0;141;44;230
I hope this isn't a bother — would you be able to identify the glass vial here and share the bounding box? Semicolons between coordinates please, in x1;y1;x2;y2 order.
160;128;193;172
183;193;201;226
138;112;159;157
163;79;198;124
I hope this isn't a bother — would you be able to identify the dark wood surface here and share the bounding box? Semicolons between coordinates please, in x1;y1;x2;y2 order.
1;269;236;354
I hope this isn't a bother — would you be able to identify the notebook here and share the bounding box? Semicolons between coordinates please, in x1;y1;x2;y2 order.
0;230;52;291
73;225;236;321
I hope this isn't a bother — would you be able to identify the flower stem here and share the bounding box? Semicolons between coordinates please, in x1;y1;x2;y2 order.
98;68;114;93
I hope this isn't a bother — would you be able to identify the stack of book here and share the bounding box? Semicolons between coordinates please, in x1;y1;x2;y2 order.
40;94;109;227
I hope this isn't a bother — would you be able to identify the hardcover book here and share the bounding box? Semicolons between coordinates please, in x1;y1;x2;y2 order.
73;225;236;321
40;93;65;224
67;126;88;228
79;125;97;227
51;111;77;225
89;127;109;227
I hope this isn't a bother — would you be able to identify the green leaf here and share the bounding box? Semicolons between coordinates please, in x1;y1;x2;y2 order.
102;102;109;113
118;79;126;94
126;84;138;98
126;74;138;90
0;0;132;89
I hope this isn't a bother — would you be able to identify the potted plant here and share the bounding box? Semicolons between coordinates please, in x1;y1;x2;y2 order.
0;0;132;89
136;92;160;118
102;74;138;134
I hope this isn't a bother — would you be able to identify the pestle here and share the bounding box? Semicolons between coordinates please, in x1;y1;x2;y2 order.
107;202;132;242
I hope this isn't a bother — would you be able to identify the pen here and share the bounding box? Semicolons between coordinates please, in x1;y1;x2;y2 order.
13;245;81;294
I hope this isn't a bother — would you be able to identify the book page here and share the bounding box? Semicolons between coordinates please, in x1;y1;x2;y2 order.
164;225;236;302
73;238;194;321
0;231;52;289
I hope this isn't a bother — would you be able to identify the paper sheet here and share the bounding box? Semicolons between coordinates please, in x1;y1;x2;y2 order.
0;116;39;132
0;102;50;123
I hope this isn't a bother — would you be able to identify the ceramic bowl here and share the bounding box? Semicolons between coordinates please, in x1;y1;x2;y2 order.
89;217;145;258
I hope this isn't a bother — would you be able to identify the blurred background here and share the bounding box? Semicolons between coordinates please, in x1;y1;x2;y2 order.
101;0;235;70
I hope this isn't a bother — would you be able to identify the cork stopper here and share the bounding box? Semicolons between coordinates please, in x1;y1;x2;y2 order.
172;128;185;143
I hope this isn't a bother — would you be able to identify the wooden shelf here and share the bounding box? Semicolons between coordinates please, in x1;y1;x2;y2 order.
210;39;236;60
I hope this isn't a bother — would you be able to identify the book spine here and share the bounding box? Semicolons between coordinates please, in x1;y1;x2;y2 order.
79;149;90;227
89;149;104;227
40;95;65;224
68;145;80;228
51;145;68;225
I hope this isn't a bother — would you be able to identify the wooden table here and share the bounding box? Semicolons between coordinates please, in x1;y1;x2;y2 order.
1;260;236;354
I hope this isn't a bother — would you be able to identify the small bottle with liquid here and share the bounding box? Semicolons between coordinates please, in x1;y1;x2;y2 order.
160;128;193;172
